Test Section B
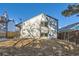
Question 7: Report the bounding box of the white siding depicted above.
[20,13,58,39]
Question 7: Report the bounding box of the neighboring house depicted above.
[58,22,79,44]
[16,13,58,39]
[59,22,79,32]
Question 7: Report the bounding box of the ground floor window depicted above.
[40,33,48,37]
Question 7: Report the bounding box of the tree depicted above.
[61,4,79,45]
[13,20,42,48]
[62,4,79,17]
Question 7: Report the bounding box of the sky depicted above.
[0,3,79,30]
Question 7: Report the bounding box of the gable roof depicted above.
[16,13,58,27]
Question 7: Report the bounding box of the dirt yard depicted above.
[0,39,79,56]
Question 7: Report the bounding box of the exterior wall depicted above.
[20,13,58,39]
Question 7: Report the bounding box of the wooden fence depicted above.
[0,32,20,39]
[58,30,79,44]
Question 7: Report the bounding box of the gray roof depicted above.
[59,22,79,32]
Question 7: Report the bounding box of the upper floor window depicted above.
[41,21,48,27]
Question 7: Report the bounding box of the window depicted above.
[45,22,48,27]
[41,21,48,27]
[41,33,48,37]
